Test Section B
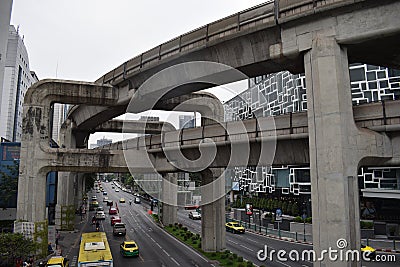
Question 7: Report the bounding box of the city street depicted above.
[64,182,212,267]
[61,182,399,267]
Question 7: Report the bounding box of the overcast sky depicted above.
[10,0,266,143]
[11,0,266,82]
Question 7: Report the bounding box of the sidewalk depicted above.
[57,214,87,259]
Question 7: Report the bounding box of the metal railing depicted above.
[363,238,400,251]
[226,217,313,243]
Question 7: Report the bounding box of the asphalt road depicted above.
[68,182,213,267]
[72,181,399,267]
[177,208,400,267]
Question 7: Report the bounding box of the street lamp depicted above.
[302,203,307,242]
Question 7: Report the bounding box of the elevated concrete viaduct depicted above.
[18,0,400,264]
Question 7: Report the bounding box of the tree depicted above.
[291,202,299,216]
[83,173,95,192]
[0,232,38,265]
[0,160,19,208]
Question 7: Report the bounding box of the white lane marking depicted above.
[170,257,181,266]
[276,260,292,267]
[246,237,260,244]
[70,256,78,267]
[240,244,254,252]
[156,243,162,248]
[162,249,170,257]
[228,240,238,245]
[150,237,155,242]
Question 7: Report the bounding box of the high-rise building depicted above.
[51,103,70,144]
[0,0,13,112]
[0,25,38,142]
[179,115,195,129]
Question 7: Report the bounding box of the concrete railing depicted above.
[98,99,400,152]
[97,0,366,85]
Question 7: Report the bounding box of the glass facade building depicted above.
[224,64,400,197]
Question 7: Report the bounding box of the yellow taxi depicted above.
[225,221,245,234]
[361,244,376,259]
[120,240,139,257]
[119,198,125,203]
[46,256,69,267]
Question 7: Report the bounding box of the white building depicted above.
[51,103,70,144]
[0,25,38,142]
[0,0,13,128]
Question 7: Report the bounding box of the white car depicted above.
[95,211,106,220]
[189,211,201,220]
[115,189,120,192]
[103,196,109,202]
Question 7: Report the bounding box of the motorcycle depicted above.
[129,200,132,205]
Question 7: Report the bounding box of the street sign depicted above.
[246,203,253,215]
[275,208,282,222]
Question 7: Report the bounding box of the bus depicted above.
[78,232,113,267]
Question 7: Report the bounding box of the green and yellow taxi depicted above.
[225,221,245,234]
[89,201,99,211]
[46,256,69,267]
[361,244,376,259]
[120,240,139,257]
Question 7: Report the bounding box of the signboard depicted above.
[48,225,56,251]
[275,208,282,222]
[232,182,240,191]
[246,203,253,215]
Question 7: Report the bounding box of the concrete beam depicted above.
[91,119,176,134]
[17,80,118,222]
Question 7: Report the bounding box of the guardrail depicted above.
[363,238,400,252]
[98,0,365,85]
[226,217,313,243]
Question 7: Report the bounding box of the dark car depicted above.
[113,223,126,236]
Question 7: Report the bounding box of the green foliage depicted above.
[0,233,38,263]
[83,173,96,192]
[360,221,373,229]
[152,214,159,223]
[305,217,312,224]
[189,172,202,187]
[294,216,303,223]
[291,202,299,216]
[0,160,19,208]
[246,261,254,267]
[237,256,243,262]
[282,201,288,214]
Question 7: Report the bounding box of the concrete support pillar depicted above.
[75,174,85,207]
[200,168,226,252]
[304,34,389,266]
[161,173,178,225]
